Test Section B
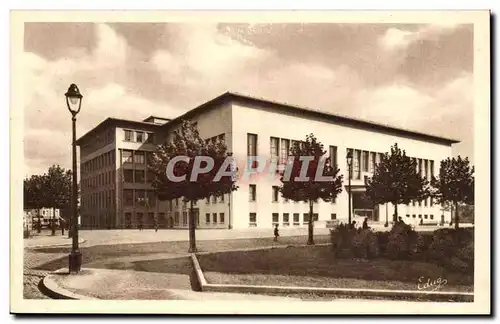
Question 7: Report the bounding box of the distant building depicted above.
[29,208,62,228]
[77,92,458,229]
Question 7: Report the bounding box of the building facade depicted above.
[77,92,458,229]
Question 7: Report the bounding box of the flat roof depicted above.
[76,117,162,145]
[77,91,460,146]
[162,91,460,145]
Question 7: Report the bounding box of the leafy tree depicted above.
[365,143,428,223]
[431,156,474,229]
[23,174,46,233]
[44,165,72,236]
[279,134,343,245]
[149,120,238,252]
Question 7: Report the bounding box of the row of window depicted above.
[406,214,435,220]
[249,212,337,227]
[205,133,226,145]
[248,184,333,204]
[81,150,116,175]
[80,129,115,157]
[122,150,153,165]
[123,169,156,184]
[81,189,116,213]
[123,189,158,207]
[205,212,226,224]
[124,129,155,144]
[82,170,116,191]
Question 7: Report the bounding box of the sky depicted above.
[23,22,474,177]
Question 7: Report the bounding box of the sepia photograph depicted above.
[10,10,490,315]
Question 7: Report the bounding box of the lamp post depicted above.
[346,151,353,226]
[66,83,83,274]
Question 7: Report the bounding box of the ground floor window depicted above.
[293,213,300,225]
[213,213,218,224]
[182,212,188,226]
[125,212,132,229]
[283,213,289,226]
[249,213,257,227]
[430,215,434,220]
[219,213,225,223]
[136,212,144,228]
[174,212,180,225]
[313,213,318,222]
[303,213,309,224]
[331,214,337,220]
[205,213,210,224]
[272,213,279,226]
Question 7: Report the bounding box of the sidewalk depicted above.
[43,268,299,301]
[24,233,85,248]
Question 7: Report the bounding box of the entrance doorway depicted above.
[352,191,379,221]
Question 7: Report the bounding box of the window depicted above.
[205,213,210,224]
[280,139,290,164]
[249,185,256,202]
[146,133,155,144]
[212,195,217,204]
[124,170,134,183]
[430,215,434,220]
[362,151,369,172]
[220,194,225,203]
[283,213,290,226]
[329,146,338,169]
[136,131,144,143]
[418,214,422,219]
[147,170,155,183]
[424,197,428,207]
[249,213,257,226]
[418,159,423,177]
[412,214,416,218]
[430,197,434,207]
[412,200,416,206]
[135,152,145,164]
[174,212,180,225]
[313,213,319,222]
[247,133,258,169]
[272,213,279,225]
[303,213,310,224]
[212,213,217,223]
[124,130,133,142]
[124,212,132,228]
[430,160,435,179]
[272,186,279,202]
[270,136,279,160]
[418,200,422,207]
[122,150,133,164]
[424,160,429,180]
[183,212,188,225]
[369,152,376,173]
[293,213,300,225]
[424,214,428,219]
[406,214,410,218]
[353,149,361,180]
[220,213,225,223]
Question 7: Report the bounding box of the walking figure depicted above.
[273,224,279,242]
[362,217,369,229]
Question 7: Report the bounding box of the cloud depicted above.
[23,23,176,177]
[379,24,461,51]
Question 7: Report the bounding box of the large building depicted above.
[76,92,458,229]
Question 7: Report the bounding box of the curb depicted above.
[41,268,99,300]
[190,252,474,302]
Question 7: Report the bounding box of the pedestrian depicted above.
[154,219,159,232]
[273,224,279,242]
[351,220,357,229]
[362,217,369,229]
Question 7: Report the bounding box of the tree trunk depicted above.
[188,200,197,253]
[454,201,459,229]
[307,200,315,245]
[51,207,56,236]
[393,203,398,223]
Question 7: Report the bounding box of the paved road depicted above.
[24,251,67,299]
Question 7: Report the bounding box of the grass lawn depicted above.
[198,246,474,293]
[34,234,331,271]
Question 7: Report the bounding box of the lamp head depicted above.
[65,83,83,114]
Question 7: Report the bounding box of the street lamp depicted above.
[65,83,82,274]
[346,151,353,226]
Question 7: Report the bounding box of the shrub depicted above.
[386,222,418,260]
[351,229,380,259]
